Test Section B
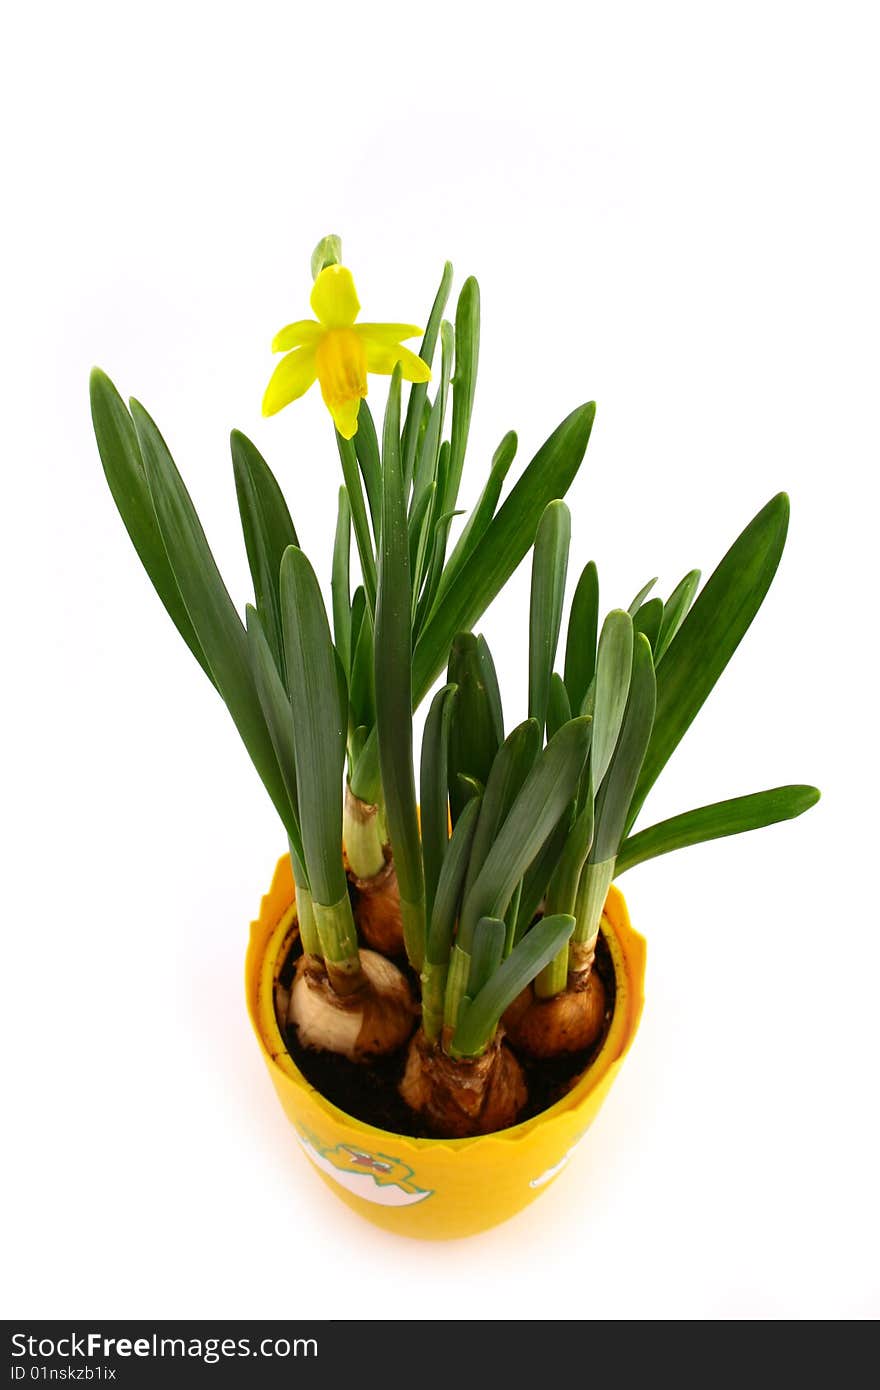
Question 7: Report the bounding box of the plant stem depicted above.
[442,944,471,1043]
[421,960,448,1044]
[343,783,386,880]
[535,845,585,998]
[312,893,363,996]
[571,856,615,975]
[534,945,570,998]
[400,892,427,973]
[291,864,322,959]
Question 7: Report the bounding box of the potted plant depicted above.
[91,237,818,1239]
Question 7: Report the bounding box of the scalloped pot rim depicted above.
[246,853,646,1239]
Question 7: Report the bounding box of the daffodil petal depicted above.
[310,265,360,328]
[362,340,432,383]
[262,347,318,417]
[354,323,423,345]
[328,396,362,439]
[271,320,323,352]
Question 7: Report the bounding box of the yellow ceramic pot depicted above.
[246,854,646,1240]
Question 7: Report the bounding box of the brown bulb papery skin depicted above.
[503,970,607,1060]
[348,851,405,957]
[399,1028,528,1138]
[288,949,415,1062]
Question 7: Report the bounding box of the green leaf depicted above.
[435,431,518,608]
[331,488,352,674]
[402,261,454,490]
[353,401,382,544]
[459,716,592,945]
[615,785,820,875]
[633,596,663,652]
[528,501,571,737]
[375,368,425,965]
[279,546,349,907]
[628,577,658,615]
[654,568,701,663]
[629,494,790,830]
[592,634,656,863]
[413,505,465,635]
[408,480,436,603]
[547,673,573,740]
[413,403,596,706]
[335,434,377,613]
[452,914,575,1057]
[420,683,458,923]
[426,790,482,967]
[130,398,293,831]
[443,277,480,516]
[592,609,634,790]
[90,370,214,684]
[513,809,573,945]
[245,606,306,878]
[464,718,541,899]
[563,560,599,717]
[447,633,503,823]
[411,319,454,524]
[467,917,506,997]
[348,598,375,734]
[231,429,299,684]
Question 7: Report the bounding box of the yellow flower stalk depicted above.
[262,264,431,438]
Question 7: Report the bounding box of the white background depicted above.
[3,0,878,1321]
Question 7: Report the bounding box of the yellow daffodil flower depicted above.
[262,264,431,439]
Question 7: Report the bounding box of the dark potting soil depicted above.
[279,930,617,1139]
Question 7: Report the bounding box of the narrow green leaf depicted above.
[629,494,790,829]
[279,546,348,907]
[435,431,518,609]
[426,788,483,967]
[411,319,454,522]
[547,673,573,740]
[592,609,634,790]
[331,487,352,673]
[335,434,377,612]
[375,369,425,965]
[591,634,656,863]
[90,370,214,684]
[468,917,506,997]
[413,403,596,706]
[444,277,480,516]
[413,505,464,636]
[408,480,436,604]
[633,596,663,651]
[131,399,293,830]
[447,633,503,823]
[513,808,574,945]
[402,260,454,491]
[245,606,306,878]
[231,429,299,683]
[353,401,382,543]
[615,785,820,875]
[459,717,592,944]
[563,560,599,717]
[420,683,458,923]
[628,577,658,614]
[655,568,701,663]
[529,501,571,736]
[464,719,541,898]
[348,599,375,734]
[452,914,575,1057]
